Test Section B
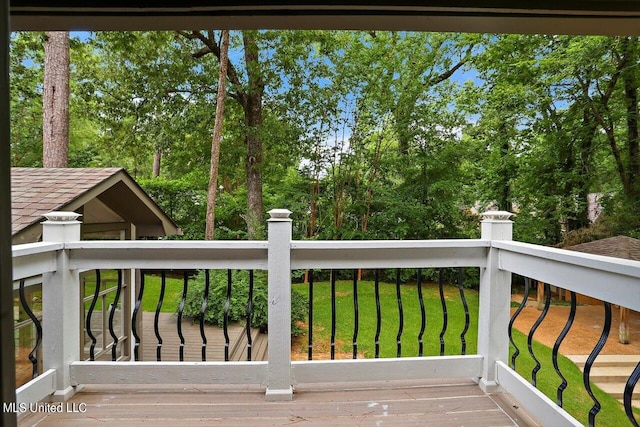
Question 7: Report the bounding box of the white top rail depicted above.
[494,240,640,311]
[291,239,490,269]
[12,242,63,281]
[66,240,269,270]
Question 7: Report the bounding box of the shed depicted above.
[11,167,180,244]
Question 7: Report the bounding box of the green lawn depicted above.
[82,271,184,313]
[293,280,478,358]
[293,279,639,426]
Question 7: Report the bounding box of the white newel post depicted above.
[266,209,293,401]
[478,210,513,393]
[41,212,82,401]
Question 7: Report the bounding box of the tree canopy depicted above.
[10,31,640,243]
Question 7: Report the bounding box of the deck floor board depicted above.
[19,379,539,426]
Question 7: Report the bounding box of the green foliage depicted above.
[139,177,207,239]
[182,270,308,336]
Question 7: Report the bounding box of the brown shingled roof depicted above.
[565,236,640,261]
[11,167,123,235]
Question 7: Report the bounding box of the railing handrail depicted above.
[494,240,640,278]
[65,240,269,270]
[494,240,640,311]
[13,238,640,308]
[12,242,62,281]
[65,240,268,249]
[291,238,490,269]
[12,242,63,256]
[291,238,490,248]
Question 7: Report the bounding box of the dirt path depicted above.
[511,299,640,356]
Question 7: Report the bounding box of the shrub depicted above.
[182,270,307,336]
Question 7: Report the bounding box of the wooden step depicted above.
[229,326,267,361]
[567,354,640,408]
[596,382,626,400]
[589,366,637,383]
[567,354,640,368]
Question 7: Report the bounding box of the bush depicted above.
[182,270,308,336]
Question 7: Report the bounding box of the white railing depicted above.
[11,209,640,426]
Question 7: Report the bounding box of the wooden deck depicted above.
[139,312,268,362]
[19,379,539,426]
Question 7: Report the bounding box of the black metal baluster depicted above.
[374,269,381,359]
[508,277,530,369]
[308,269,314,360]
[352,269,359,359]
[86,270,101,361]
[223,269,232,361]
[553,291,576,407]
[584,301,611,427]
[132,270,145,361]
[246,270,254,361]
[154,271,166,361]
[177,271,188,362]
[200,270,210,361]
[396,268,403,358]
[330,269,336,360]
[438,269,448,356]
[19,279,42,378]
[108,269,123,361]
[528,282,551,387]
[457,267,469,355]
[417,269,426,357]
[624,359,640,427]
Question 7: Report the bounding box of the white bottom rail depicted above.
[70,361,267,385]
[70,356,482,387]
[16,369,56,407]
[293,355,483,383]
[495,361,582,427]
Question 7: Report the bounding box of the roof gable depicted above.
[11,167,123,235]
[11,167,180,241]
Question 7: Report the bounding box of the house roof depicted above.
[11,167,180,242]
[565,236,640,261]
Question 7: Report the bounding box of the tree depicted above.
[178,30,267,239]
[42,31,70,167]
[205,30,229,240]
[10,32,44,167]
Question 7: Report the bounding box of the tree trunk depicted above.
[622,37,640,197]
[499,131,513,213]
[242,31,265,240]
[42,31,70,168]
[205,30,230,241]
[152,150,162,177]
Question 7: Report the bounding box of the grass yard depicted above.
[82,270,184,313]
[292,279,478,359]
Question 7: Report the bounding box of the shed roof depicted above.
[565,236,640,261]
[11,167,180,242]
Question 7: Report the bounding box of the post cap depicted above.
[268,209,292,220]
[480,210,514,221]
[43,211,82,222]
